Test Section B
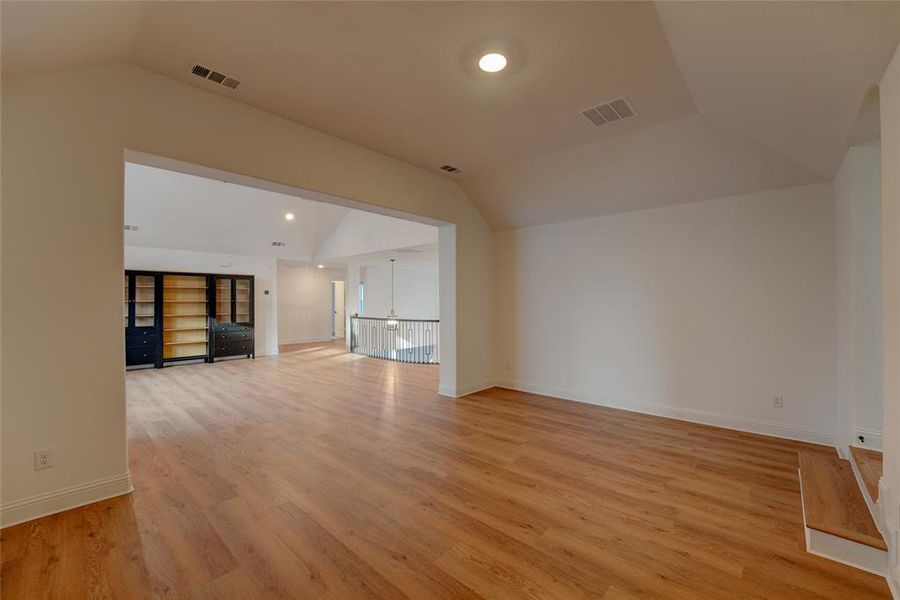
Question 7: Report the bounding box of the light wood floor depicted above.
[1,341,889,599]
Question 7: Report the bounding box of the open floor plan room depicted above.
[2,2,900,598]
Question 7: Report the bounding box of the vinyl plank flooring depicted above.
[0,341,890,598]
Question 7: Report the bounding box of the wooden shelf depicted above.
[164,340,208,346]
[164,327,208,332]
[164,286,207,290]
[164,313,207,317]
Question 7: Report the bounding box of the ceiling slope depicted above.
[127,1,695,179]
[124,163,350,260]
[464,114,822,230]
[0,1,143,79]
[3,1,899,231]
[656,1,900,179]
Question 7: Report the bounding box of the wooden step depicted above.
[849,446,882,502]
[798,450,886,551]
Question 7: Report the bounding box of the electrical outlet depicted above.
[34,448,53,471]
[772,394,784,409]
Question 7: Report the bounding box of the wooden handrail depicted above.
[350,316,439,323]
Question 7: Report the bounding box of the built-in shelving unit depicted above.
[124,270,254,368]
[162,274,209,360]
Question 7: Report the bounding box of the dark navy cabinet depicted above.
[124,271,162,367]
[211,275,255,361]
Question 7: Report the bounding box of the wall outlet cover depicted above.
[34,448,54,471]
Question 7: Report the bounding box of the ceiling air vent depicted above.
[124,224,139,231]
[189,64,242,90]
[271,241,287,247]
[190,64,211,78]
[440,165,461,174]
[580,97,636,127]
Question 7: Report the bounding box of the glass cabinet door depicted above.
[133,274,156,327]
[124,275,130,328]
[215,276,233,324]
[235,278,251,324]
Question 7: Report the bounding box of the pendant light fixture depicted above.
[386,258,399,330]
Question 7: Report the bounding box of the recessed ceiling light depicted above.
[478,52,507,73]
[284,213,295,221]
[317,264,325,269]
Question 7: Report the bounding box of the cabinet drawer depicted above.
[126,347,156,365]
[213,330,253,343]
[214,340,253,357]
[213,324,253,333]
[126,331,158,349]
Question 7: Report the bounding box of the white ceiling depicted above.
[5,1,900,230]
[329,243,439,274]
[125,162,408,262]
[657,1,900,179]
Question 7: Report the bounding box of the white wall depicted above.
[496,183,837,444]
[834,145,883,452]
[0,64,493,526]
[878,42,900,590]
[360,263,439,320]
[277,262,345,344]
[125,247,279,357]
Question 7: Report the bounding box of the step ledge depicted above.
[799,469,888,577]
[848,447,882,534]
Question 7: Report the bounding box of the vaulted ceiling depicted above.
[125,162,350,261]
[125,162,437,264]
[4,1,899,229]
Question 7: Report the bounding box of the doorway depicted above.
[332,280,345,339]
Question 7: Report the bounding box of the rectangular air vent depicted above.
[580,97,636,127]
[271,241,287,247]
[440,164,461,174]
[124,224,139,231]
[189,64,241,90]
[190,64,211,78]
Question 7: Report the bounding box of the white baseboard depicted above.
[496,379,835,446]
[0,472,133,528]
[886,516,900,599]
[804,519,888,577]
[439,379,495,398]
[854,427,884,451]
[279,336,340,346]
